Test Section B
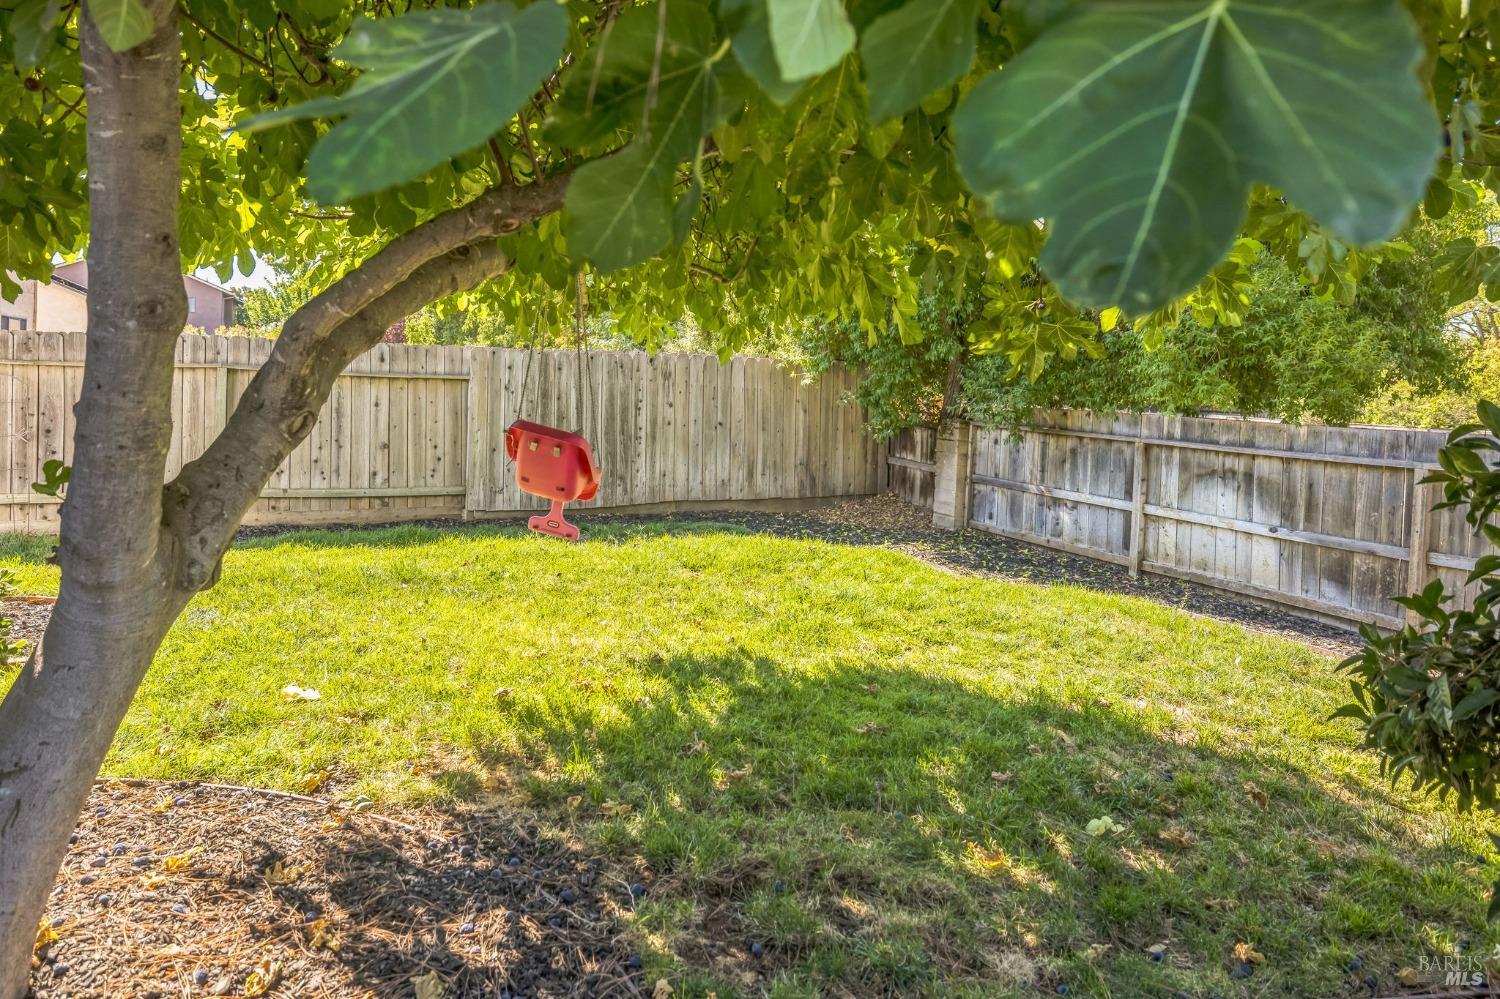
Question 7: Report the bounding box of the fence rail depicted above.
[0,330,884,532]
[893,412,1487,629]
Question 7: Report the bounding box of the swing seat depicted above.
[504,419,601,541]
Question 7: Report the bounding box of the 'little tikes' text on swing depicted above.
[504,273,600,541]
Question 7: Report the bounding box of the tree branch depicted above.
[163,240,513,588]
[279,171,572,348]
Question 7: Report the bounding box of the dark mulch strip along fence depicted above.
[31,782,650,998]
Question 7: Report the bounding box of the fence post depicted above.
[931,419,974,531]
[1405,471,1438,627]
[464,347,493,520]
[1128,440,1149,576]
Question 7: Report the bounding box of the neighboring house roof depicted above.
[49,260,242,302]
[185,271,242,301]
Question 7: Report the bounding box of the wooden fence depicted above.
[886,426,936,510]
[894,412,1486,629]
[0,330,884,532]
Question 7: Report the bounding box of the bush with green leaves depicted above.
[1338,402,1500,912]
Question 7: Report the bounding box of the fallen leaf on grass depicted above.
[990,771,1013,784]
[715,765,752,789]
[1156,826,1196,849]
[280,683,321,702]
[1232,942,1264,965]
[600,800,633,818]
[1085,816,1125,837]
[966,841,1009,871]
[244,959,281,997]
[1397,967,1421,986]
[162,847,202,874]
[299,770,330,794]
[852,721,884,735]
[861,682,879,693]
[410,971,446,999]
[1205,898,1239,912]
[1242,781,1268,808]
[652,980,673,999]
[684,733,707,756]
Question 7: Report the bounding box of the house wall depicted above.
[8,263,238,332]
[35,282,87,331]
[0,276,38,329]
[184,277,235,331]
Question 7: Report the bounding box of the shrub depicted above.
[1338,402,1500,913]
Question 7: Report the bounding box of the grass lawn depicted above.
[2,522,1494,997]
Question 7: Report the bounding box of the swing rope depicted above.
[512,273,592,435]
[573,269,594,435]
[516,311,541,428]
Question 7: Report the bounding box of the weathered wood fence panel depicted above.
[888,427,936,511]
[957,410,1477,628]
[467,347,882,514]
[0,331,882,532]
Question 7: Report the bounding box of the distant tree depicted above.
[810,241,1467,434]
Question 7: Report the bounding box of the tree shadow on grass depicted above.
[471,648,1491,997]
[283,803,639,999]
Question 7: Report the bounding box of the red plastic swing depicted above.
[504,274,600,541]
[504,418,600,541]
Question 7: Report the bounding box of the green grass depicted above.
[2,522,1495,996]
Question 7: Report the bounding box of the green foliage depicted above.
[860,0,976,123]
[0,0,1493,371]
[86,0,153,52]
[31,458,69,499]
[1363,338,1500,430]
[1337,405,1500,913]
[241,3,568,203]
[803,290,977,437]
[237,270,319,330]
[951,0,1438,312]
[766,0,855,80]
[810,244,1463,433]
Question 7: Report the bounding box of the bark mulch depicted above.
[28,781,648,999]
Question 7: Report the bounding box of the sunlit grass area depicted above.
[2,522,1494,996]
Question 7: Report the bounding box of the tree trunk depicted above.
[0,5,188,994]
[939,352,965,427]
[0,13,568,996]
